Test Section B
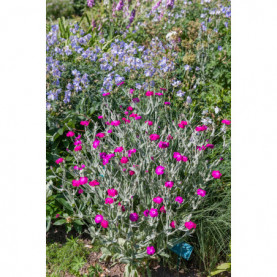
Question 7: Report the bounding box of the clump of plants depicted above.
[51,84,230,276]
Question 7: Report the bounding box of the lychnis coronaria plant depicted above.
[52,86,230,275]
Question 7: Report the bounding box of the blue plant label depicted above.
[170,242,193,260]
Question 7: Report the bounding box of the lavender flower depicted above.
[116,0,124,11]
[87,0,95,7]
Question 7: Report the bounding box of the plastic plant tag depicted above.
[170,242,193,260]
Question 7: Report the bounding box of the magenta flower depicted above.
[89,180,100,187]
[55,158,64,164]
[74,140,82,146]
[195,125,208,132]
[146,246,155,255]
[155,166,165,175]
[170,221,176,228]
[222,119,231,125]
[173,152,182,161]
[212,170,222,179]
[72,179,81,187]
[130,213,139,222]
[124,111,129,115]
[128,148,137,157]
[206,144,214,149]
[155,92,163,96]
[143,209,150,217]
[149,134,160,141]
[158,141,169,148]
[74,165,79,170]
[167,134,173,140]
[96,133,105,138]
[101,219,109,228]
[153,196,163,204]
[80,121,89,126]
[56,214,60,218]
[95,214,103,224]
[114,146,124,153]
[165,181,174,188]
[197,189,206,197]
[117,81,125,86]
[135,115,142,120]
[145,91,154,96]
[120,156,129,164]
[74,145,82,152]
[175,196,183,204]
[105,198,114,204]
[184,221,197,230]
[102,92,110,96]
[160,205,166,213]
[98,115,103,119]
[107,188,118,197]
[78,189,84,194]
[106,121,110,125]
[79,177,88,185]
[160,88,167,91]
[129,113,137,118]
[145,120,153,126]
[66,131,75,137]
[130,88,135,94]
[178,121,188,128]
[129,170,135,176]
[107,129,113,133]
[149,208,158,217]
[127,106,134,111]
[164,101,171,105]
[111,120,121,126]
[93,140,100,149]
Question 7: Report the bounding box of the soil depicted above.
[47,226,230,277]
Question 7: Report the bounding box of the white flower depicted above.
[214,106,220,114]
[166,31,177,41]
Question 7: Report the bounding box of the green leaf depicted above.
[56,197,73,212]
[53,219,66,226]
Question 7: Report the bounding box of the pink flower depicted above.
[80,121,89,126]
[175,196,183,204]
[66,131,75,137]
[129,113,137,118]
[80,164,85,169]
[93,140,100,149]
[160,205,166,213]
[170,221,176,228]
[107,188,118,197]
[146,246,155,255]
[173,152,182,161]
[178,121,188,128]
[120,157,129,164]
[111,120,121,126]
[78,189,84,194]
[79,177,88,185]
[135,116,142,120]
[74,165,79,170]
[76,134,81,139]
[114,146,124,153]
[89,180,100,187]
[206,144,214,149]
[117,81,125,86]
[102,92,110,96]
[130,213,139,222]
[167,134,173,140]
[153,196,163,204]
[130,88,135,94]
[101,219,109,228]
[145,120,153,126]
[72,179,81,187]
[55,158,64,164]
[127,106,134,111]
[184,221,197,230]
[96,133,105,138]
[155,92,163,96]
[74,140,82,146]
[195,125,208,132]
[74,145,82,152]
[197,189,206,197]
[106,121,110,125]
[143,210,150,217]
[56,214,60,218]
[222,119,231,125]
[107,129,113,133]
[122,168,127,172]
[158,141,169,148]
[105,198,114,204]
[149,134,160,141]
[124,111,129,115]
[145,91,154,96]
[95,214,103,224]
[155,166,165,175]
[98,115,103,119]
[182,156,188,162]
[129,170,135,176]
[212,170,222,179]
[149,208,158,217]
[164,101,171,105]
[165,181,174,188]
[128,148,137,157]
